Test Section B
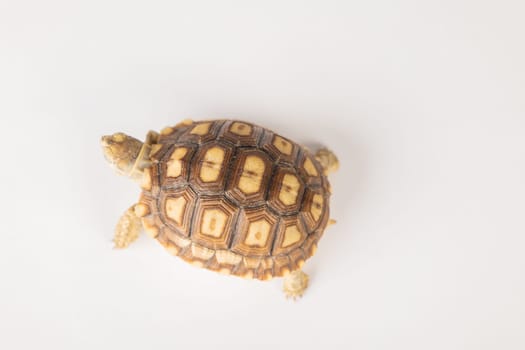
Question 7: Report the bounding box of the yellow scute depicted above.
[282,225,302,247]
[278,174,301,206]
[199,147,225,182]
[200,208,228,238]
[238,155,265,194]
[165,196,187,225]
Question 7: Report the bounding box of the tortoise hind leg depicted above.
[283,270,309,299]
[113,204,142,249]
[315,148,339,175]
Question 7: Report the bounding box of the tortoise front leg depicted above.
[283,270,309,299]
[113,204,142,248]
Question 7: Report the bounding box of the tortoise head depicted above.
[101,131,159,181]
[101,132,144,178]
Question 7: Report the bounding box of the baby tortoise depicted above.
[101,119,338,298]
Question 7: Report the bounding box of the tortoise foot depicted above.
[315,148,339,175]
[113,205,142,249]
[283,270,309,300]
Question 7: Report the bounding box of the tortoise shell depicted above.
[135,119,331,280]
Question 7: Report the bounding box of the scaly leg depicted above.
[113,205,142,249]
[283,270,309,299]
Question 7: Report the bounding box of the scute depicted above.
[138,119,331,280]
[225,149,272,206]
[260,132,299,164]
[231,207,278,257]
[191,196,237,250]
[267,168,305,214]
[191,142,233,192]
[160,187,197,236]
[159,145,196,188]
[218,120,263,146]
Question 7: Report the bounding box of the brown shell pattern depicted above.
[138,120,331,280]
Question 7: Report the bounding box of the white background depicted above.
[1,1,524,349]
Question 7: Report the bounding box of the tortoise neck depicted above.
[129,131,159,182]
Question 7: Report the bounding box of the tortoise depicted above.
[101,119,338,298]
